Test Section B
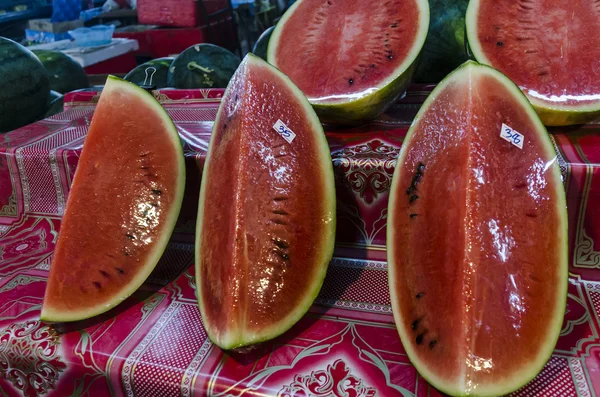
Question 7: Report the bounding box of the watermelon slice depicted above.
[41,77,185,322]
[388,61,567,396]
[196,54,336,350]
[466,0,600,126]
[268,0,429,124]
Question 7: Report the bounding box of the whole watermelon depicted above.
[45,90,64,118]
[252,26,274,60]
[0,38,50,133]
[413,0,469,83]
[32,50,89,94]
[168,44,240,89]
[124,57,174,88]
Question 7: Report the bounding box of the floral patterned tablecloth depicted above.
[1,87,600,397]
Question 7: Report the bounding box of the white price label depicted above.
[500,123,524,149]
[273,119,296,144]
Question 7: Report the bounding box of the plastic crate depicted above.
[138,0,229,28]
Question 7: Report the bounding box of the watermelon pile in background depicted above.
[123,44,241,90]
[0,37,90,133]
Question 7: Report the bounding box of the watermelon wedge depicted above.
[466,0,600,126]
[267,0,429,125]
[41,77,185,322]
[388,61,567,396]
[196,54,336,350]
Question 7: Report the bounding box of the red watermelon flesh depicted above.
[268,0,429,123]
[271,0,419,101]
[388,62,567,396]
[467,0,600,125]
[196,54,336,349]
[41,77,185,322]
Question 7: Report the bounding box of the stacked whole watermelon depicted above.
[0,37,50,133]
[167,44,241,89]
[33,50,90,94]
[124,57,174,88]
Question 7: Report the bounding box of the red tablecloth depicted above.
[1,87,600,396]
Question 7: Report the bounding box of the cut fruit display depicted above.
[196,54,336,350]
[41,77,185,322]
[387,61,567,396]
[466,0,600,126]
[267,0,429,124]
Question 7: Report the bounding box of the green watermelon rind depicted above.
[167,44,241,89]
[32,50,90,94]
[266,0,430,125]
[252,26,275,60]
[0,38,51,133]
[196,53,336,350]
[124,57,174,88]
[465,0,600,126]
[387,60,568,396]
[40,76,186,323]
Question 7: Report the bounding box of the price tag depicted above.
[273,119,296,144]
[500,123,524,149]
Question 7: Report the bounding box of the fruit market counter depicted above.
[0,87,599,396]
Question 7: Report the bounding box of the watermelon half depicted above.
[388,61,567,396]
[196,54,336,350]
[267,0,429,125]
[41,77,185,322]
[466,0,600,126]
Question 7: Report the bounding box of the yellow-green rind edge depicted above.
[387,60,568,396]
[40,76,186,322]
[195,53,336,350]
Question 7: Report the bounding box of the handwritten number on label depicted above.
[500,123,524,149]
[273,119,296,144]
[278,124,292,138]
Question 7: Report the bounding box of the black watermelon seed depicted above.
[410,213,418,218]
[93,281,102,289]
[406,186,415,195]
[416,333,424,345]
[151,189,162,195]
[497,41,504,46]
[417,162,425,172]
[416,292,425,299]
[429,339,437,349]
[409,194,419,203]
[411,319,420,330]
[349,79,353,85]
[370,64,375,67]
[115,267,125,274]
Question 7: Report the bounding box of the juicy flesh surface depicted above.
[390,70,563,388]
[476,0,600,107]
[199,60,330,343]
[43,86,180,314]
[273,0,419,102]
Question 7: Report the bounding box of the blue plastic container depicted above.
[68,25,115,47]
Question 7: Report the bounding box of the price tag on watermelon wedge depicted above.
[273,119,296,144]
[500,123,524,149]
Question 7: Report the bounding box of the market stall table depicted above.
[28,38,139,75]
[0,87,599,396]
